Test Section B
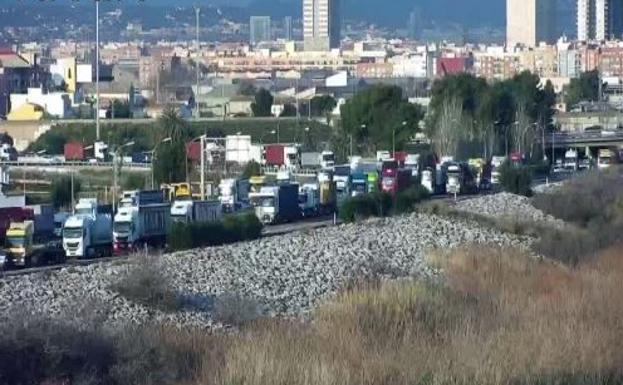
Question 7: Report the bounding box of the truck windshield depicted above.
[170,215,188,223]
[114,222,131,234]
[260,197,275,208]
[382,177,394,187]
[63,227,83,239]
[322,154,334,162]
[334,167,350,176]
[75,208,92,215]
[6,236,25,247]
[353,183,366,193]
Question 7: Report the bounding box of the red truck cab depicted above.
[381,168,412,195]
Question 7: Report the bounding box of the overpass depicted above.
[546,131,623,149]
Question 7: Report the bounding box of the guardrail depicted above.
[260,166,319,176]
[0,161,151,169]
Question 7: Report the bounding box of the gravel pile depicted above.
[456,192,565,227]
[0,213,530,329]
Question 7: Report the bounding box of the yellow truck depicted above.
[4,220,64,268]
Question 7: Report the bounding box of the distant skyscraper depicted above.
[407,8,423,40]
[250,16,271,45]
[303,0,341,51]
[507,0,557,47]
[578,0,623,40]
[284,16,293,41]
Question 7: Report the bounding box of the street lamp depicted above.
[113,141,135,211]
[151,137,171,189]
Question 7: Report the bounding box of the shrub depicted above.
[499,162,533,197]
[393,185,430,214]
[167,213,263,252]
[113,255,181,312]
[213,294,261,327]
[533,170,623,226]
[339,192,393,223]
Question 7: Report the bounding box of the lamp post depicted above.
[194,6,200,119]
[113,141,135,212]
[95,0,100,140]
[151,137,171,189]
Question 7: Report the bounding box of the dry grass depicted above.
[4,246,623,385]
[208,246,623,385]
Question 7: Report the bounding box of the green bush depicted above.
[499,162,533,197]
[167,213,263,252]
[339,189,426,223]
[393,185,431,214]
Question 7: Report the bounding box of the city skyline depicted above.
[303,0,342,51]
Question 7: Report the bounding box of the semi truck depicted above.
[320,151,335,170]
[333,165,351,204]
[381,169,412,195]
[250,175,268,193]
[564,149,579,171]
[318,171,337,215]
[113,190,170,254]
[219,178,250,212]
[446,163,478,195]
[351,172,368,196]
[170,200,222,224]
[3,220,64,267]
[598,149,615,169]
[299,183,320,217]
[250,184,300,225]
[63,199,113,259]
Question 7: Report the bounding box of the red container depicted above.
[392,151,408,164]
[265,145,285,166]
[64,142,85,161]
[186,141,201,163]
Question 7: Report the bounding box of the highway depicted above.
[0,214,340,278]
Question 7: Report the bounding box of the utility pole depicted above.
[195,6,200,119]
[200,135,206,200]
[95,0,100,140]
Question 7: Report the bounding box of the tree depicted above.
[564,70,600,109]
[309,95,337,117]
[242,160,261,178]
[153,107,191,185]
[251,89,274,117]
[280,103,297,117]
[109,100,131,119]
[51,175,81,210]
[432,97,464,157]
[340,85,424,154]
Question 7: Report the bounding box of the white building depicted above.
[578,0,623,41]
[303,0,341,51]
[507,0,557,47]
[10,88,72,119]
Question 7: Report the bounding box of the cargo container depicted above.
[301,152,321,168]
[64,142,85,161]
[170,199,222,224]
[186,141,201,163]
[264,144,285,166]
